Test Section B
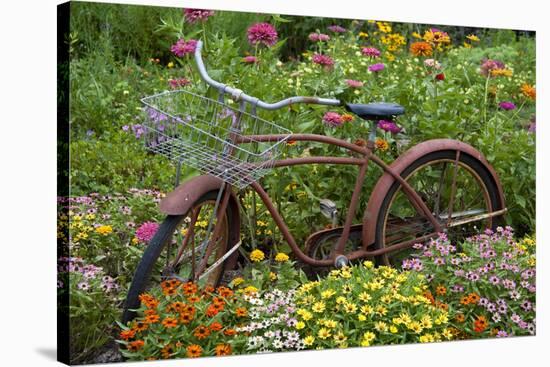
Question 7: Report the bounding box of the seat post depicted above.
[367,120,377,148]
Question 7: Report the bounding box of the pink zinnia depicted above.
[377,120,402,134]
[345,79,364,88]
[242,55,258,64]
[323,112,343,127]
[170,39,198,57]
[247,23,278,47]
[168,78,191,89]
[328,25,346,33]
[368,63,385,72]
[480,58,505,76]
[136,221,159,243]
[183,8,215,23]
[312,53,335,68]
[308,33,330,42]
[361,47,381,58]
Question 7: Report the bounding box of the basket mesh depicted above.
[140,90,292,189]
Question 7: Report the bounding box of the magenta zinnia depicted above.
[247,23,278,47]
[136,221,160,243]
[242,55,258,64]
[368,63,385,72]
[377,120,402,134]
[308,33,330,42]
[361,47,381,58]
[498,101,516,111]
[323,112,344,127]
[328,25,346,33]
[312,53,335,68]
[183,8,215,23]
[170,39,198,57]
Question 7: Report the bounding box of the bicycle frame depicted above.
[232,132,442,267]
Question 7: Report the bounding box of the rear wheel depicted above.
[122,190,234,323]
[374,150,503,268]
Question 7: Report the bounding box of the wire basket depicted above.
[140,90,293,189]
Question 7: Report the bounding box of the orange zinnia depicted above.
[186,344,203,358]
[166,301,186,313]
[410,41,433,57]
[423,290,435,305]
[215,344,232,356]
[187,295,201,303]
[162,317,179,328]
[217,286,234,298]
[521,83,536,100]
[467,292,480,305]
[179,312,194,324]
[127,340,145,352]
[223,328,237,336]
[162,286,177,297]
[210,322,223,331]
[455,313,465,323]
[182,282,198,296]
[119,329,136,341]
[206,304,220,317]
[145,314,160,324]
[473,315,488,333]
[139,293,159,309]
[161,344,174,359]
[194,325,211,340]
[435,285,447,296]
[132,321,149,333]
[460,296,470,306]
[435,301,449,311]
[235,307,248,317]
[144,309,157,316]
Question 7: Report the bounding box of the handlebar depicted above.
[194,40,342,111]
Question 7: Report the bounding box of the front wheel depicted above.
[122,190,235,323]
[374,150,504,268]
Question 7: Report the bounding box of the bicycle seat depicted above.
[345,102,405,120]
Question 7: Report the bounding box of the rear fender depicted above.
[160,175,241,269]
[361,139,506,248]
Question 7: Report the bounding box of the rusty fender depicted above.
[361,139,506,248]
[160,175,241,268]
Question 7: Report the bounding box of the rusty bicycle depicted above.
[122,40,507,322]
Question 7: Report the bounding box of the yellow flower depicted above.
[362,331,376,345]
[520,83,536,100]
[358,32,369,38]
[333,332,347,344]
[389,325,398,333]
[232,277,245,286]
[131,237,139,245]
[412,32,422,39]
[342,284,353,294]
[442,328,453,340]
[408,321,423,334]
[466,34,480,42]
[463,41,472,49]
[374,321,388,332]
[420,315,433,329]
[312,301,326,313]
[242,286,258,295]
[375,138,389,151]
[303,335,315,346]
[343,302,357,314]
[269,272,277,281]
[321,289,336,299]
[323,319,338,329]
[363,260,374,269]
[250,249,265,262]
[304,335,315,347]
[318,328,331,339]
[340,269,352,279]
[358,292,372,303]
[275,253,289,262]
[85,214,96,221]
[336,296,347,305]
[358,314,367,321]
[360,304,374,315]
[295,321,305,330]
[435,313,448,325]
[491,68,513,77]
[180,228,188,236]
[376,21,392,33]
[95,225,113,235]
[375,306,388,316]
[419,334,435,343]
[167,61,174,68]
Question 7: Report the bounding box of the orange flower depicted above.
[435,300,449,311]
[375,138,389,151]
[215,344,232,356]
[410,41,433,57]
[435,285,447,296]
[286,140,297,146]
[521,83,536,100]
[423,290,435,305]
[119,329,136,341]
[210,322,223,331]
[162,317,178,328]
[473,315,488,333]
[194,325,211,340]
[217,287,234,298]
[180,312,194,324]
[467,293,480,305]
[145,314,160,324]
[161,344,174,359]
[182,282,198,296]
[144,309,157,316]
[460,296,470,306]
[139,293,159,309]
[187,295,201,303]
[166,301,186,313]
[206,304,220,317]
[341,113,354,122]
[235,307,248,317]
[203,285,215,295]
[353,138,367,147]
[223,328,237,336]
[455,313,465,323]
[127,340,145,352]
[162,286,177,297]
[161,279,181,289]
[184,304,196,314]
[132,321,149,333]
[186,344,203,358]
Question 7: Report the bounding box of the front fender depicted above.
[160,175,241,269]
[362,139,506,248]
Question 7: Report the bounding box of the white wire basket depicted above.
[140,90,293,189]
